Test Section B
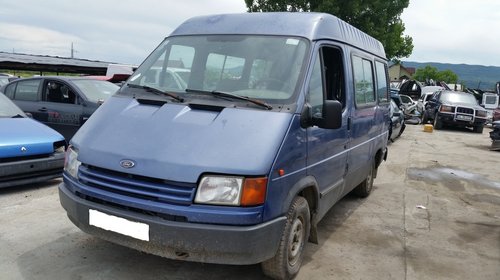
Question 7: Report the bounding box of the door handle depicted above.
[38,107,47,112]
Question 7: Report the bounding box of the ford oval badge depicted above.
[120,160,135,169]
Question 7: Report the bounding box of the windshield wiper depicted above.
[185,88,273,110]
[11,114,25,118]
[126,84,184,102]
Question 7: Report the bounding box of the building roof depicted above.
[0,52,114,75]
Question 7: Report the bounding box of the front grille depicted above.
[76,192,188,222]
[456,107,474,115]
[78,165,196,206]
[0,154,51,163]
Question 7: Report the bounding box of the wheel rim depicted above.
[288,218,304,266]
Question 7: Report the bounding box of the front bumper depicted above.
[437,112,487,127]
[59,182,286,265]
[0,152,64,188]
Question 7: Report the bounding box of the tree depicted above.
[244,0,414,60]
[413,66,459,84]
[436,70,458,84]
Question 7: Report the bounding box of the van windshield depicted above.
[127,35,309,105]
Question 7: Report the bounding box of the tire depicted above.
[422,112,428,124]
[473,125,484,133]
[353,160,375,198]
[261,196,310,280]
[433,114,443,130]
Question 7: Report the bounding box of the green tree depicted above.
[413,65,439,82]
[413,66,459,84]
[436,69,458,84]
[244,0,414,60]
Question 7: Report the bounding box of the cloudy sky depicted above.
[1,0,499,67]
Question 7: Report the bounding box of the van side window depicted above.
[307,46,345,116]
[308,54,323,116]
[375,61,389,103]
[13,80,40,101]
[352,56,375,105]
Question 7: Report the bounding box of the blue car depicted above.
[0,92,66,188]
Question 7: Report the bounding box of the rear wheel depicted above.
[353,160,375,197]
[261,196,310,280]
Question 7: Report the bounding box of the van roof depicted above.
[170,12,386,59]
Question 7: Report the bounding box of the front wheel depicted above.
[261,196,310,280]
[433,114,443,130]
[473,125,484,133]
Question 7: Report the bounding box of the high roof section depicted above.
[171,12,386,60]
[0,52,112,75]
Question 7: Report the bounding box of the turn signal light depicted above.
[240,177,267,206]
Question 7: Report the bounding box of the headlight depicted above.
[195,176,267,206]
[476,110,487,118]
[439,105,454,113]
[64,146,81,179]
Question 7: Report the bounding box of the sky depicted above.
[1,0,500,67]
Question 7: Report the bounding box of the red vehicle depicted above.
[493,107,500,122]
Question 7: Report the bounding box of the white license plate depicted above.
[456,115,472,121]
[89,209,149,241]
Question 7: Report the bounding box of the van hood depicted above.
[72,96,293,183]
[0,118,64,158]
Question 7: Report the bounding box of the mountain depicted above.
[401,61,500,91]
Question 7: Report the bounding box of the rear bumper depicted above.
[0,152,64,188]
[59,182,286,265]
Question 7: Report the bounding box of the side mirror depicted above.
[25,112,33,118]
[312,100,342,129]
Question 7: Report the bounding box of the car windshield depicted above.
[0,92,25,117]
[71,79,119,102]
[126,35,309,105]
[441,92,478,105]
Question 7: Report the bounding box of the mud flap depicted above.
[309,213,319,244]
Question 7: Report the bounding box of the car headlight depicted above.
[476,110,487,118]
[64,146,81,179]
[439,105,455,113]
[195,175,267,206]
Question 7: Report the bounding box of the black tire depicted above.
[433,114,443,130]
[261,196,310,280]
[473,125,484,133]
[422,112,428,124]
[353,160,375,198]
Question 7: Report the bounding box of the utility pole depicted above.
[71,42,74,58]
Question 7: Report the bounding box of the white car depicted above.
[399,94,417,115]
[417,91,438,115]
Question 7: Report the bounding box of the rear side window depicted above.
[375,61,388,103]
[13,80,40,101]
[352,56,375,105]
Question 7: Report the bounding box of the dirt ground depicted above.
[1,124,499,280]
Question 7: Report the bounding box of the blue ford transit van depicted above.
[59,13,390,279]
